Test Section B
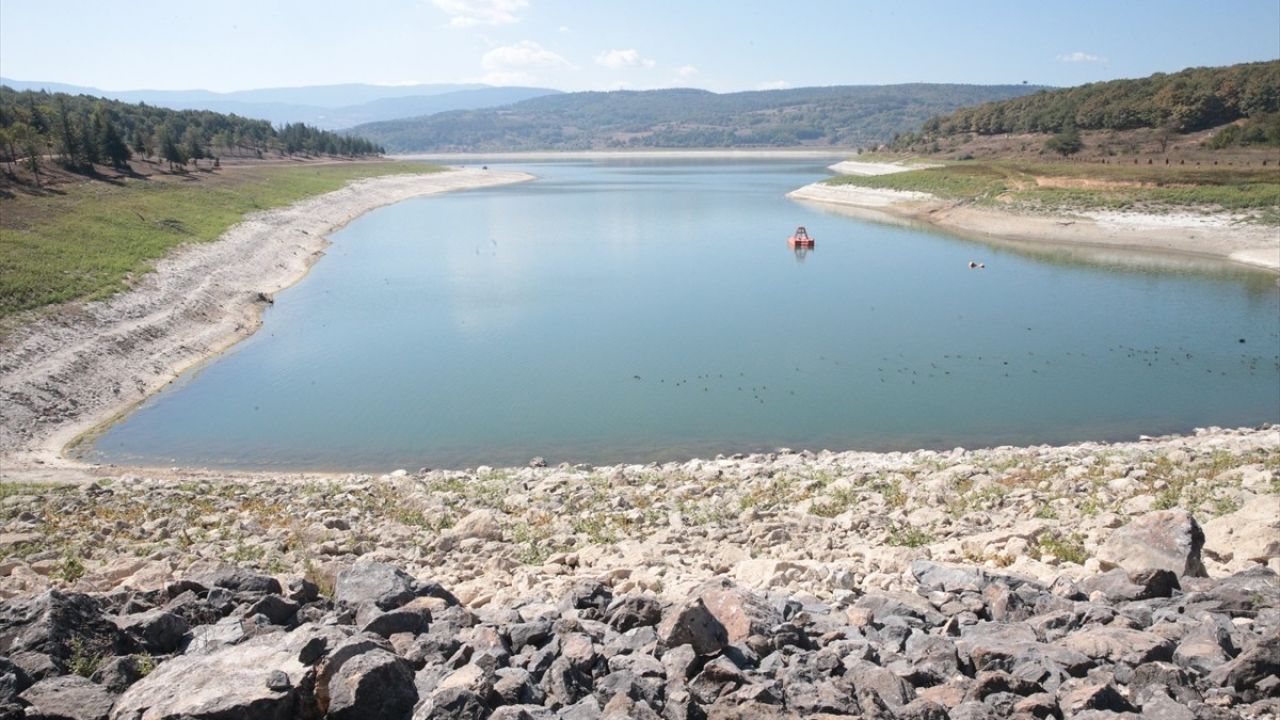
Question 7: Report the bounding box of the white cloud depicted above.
[558,25,570,33]
[676,65,698,79]
[432,0,527,28]
[756,80,791,90]
[1057,51,1106,63]
[594,48,656,70]
[479,40,572,85]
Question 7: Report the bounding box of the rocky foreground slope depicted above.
[1,425,1278,718]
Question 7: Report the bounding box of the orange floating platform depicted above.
[788,225,815,247]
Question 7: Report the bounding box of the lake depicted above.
[81,158,1280,470]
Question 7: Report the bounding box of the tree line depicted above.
[0,86,384,183]
[893,61,1280,150]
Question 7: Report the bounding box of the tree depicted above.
[96,112,132,168]
[54,98,82,167]
[11,122,42,185]
[182,126,205,167]
[157,126,185,170]
[1044,126,1083,156]
[132,125,149,159]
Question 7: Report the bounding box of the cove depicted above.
[81,159,1280,470]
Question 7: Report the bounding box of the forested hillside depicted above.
[0,86,383,182]
[352,84,1044,152]
[906,61,1280,146]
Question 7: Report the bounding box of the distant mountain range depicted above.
[350,84,1047,153]
[0,78,561,129]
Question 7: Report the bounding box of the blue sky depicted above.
[2,0,1278,92]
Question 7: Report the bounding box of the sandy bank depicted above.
[788,182,1280,273]
[0,168,534,475]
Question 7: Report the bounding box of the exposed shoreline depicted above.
[396,149,853,162]
[788,162,1280,273]
[0,168,534,480]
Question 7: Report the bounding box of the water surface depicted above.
[84,159,1280,469]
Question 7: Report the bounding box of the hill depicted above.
[896,60,1280,149]
[0,79,562,129]
[350,84,1046,153]
[0,85,384,188]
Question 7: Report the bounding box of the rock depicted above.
[1172,621,1235,675]
[1057,678,1136,714]
[189,564,282,595]
[911,560,986,593]
[657,597,729,656]
[1202,495,1280,565]
[0,590,129,677]
[336,562,420,611]
[416,686,488,720]
[110,626,320,719]
[604,595,661,632]
[448,510,504,543]
[244,594,300,626]
[112,609,188,654]
[1078,569,1179,603]
[19,675,115,720]
[1140,691,1196,720]
[1207,630,1280,697]
[1096,510,1207,578]
[1059,627,1175,667]
[697,581,781,649]
[326,648,418,720]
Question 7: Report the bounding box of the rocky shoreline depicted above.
[2,425,1277,718]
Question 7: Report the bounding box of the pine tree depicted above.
[97,113,132,168]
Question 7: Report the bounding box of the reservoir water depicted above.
[82,159,1280,470]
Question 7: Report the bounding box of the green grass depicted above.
[0,161,445,318]
[824,160,1280,216]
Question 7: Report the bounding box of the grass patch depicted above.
[1032,531,1088,565]
[886,522,934,548]
[0,161,445,318]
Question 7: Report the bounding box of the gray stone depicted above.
[1058,626,1175,667]
[336,562,419,611]
[112,609,188,654]
[19,675,115,720]
[109,626,322,719]
[190,564,282,595]
[0,590,129,674]
[326,648,417,720]
[1096,510,1207,578]
[657,597,728,656]
[604,595,661,632]
[912,560,986,593]
[415,686,488,720]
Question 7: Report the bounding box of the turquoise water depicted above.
[83,159,1280,470]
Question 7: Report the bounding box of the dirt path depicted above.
[0,168,533,478]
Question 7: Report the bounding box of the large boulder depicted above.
[657,597,729,656]
[1202,495,1280,566]
[696,580,781,647]
[19,675,116,720]
[188,563,282,596]
[109,626,325,719]
[0,590,131,678]
[1095,510,1207,578]
[325,648,417,720]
